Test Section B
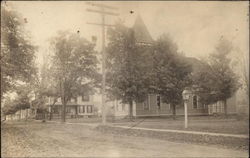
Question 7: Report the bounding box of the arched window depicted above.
[193,95,198,109]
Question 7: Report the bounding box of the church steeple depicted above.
[132,15,154,45]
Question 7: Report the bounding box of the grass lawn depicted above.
[48,115,248,135]
[2,121,248,157]
[113,116,249,135]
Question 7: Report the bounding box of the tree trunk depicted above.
[129,100,133,121]
[19,110,22,120]
[60,79,66,123]
[49,107,53,120]
[34,108,37,119]
[49,98,57,120]
[42,110,46,122]
[224,99,228,117]
[25,109,28,121]
[62,97,66,122]
[172,104,176,120]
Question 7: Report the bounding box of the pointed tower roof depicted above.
[132,15,154,45]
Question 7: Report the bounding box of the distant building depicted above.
[46,93,96,118]
[129,15,237,117]
[46,94,130,119]
[46,15,237,119]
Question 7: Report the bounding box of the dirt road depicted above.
[1,121,248,157]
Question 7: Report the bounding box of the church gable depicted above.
[132,15,154,45]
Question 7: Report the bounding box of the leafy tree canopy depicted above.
[1,6,37,97]
[2,84,33,115]
[149,34,192,106]
[49,31,100,102]
[106,22,150,104]
[192,38,240,105]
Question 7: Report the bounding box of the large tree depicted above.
[106,23,150,120]
[49,31,99,122]
[2,84,33,117]
[233,47,249,102]
[148,34,192,119]
[1,6,37,98]
[39,56,60,120]
[193,38,240,115]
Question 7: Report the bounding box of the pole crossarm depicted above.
[86,8,119,16]
[86,22,116,27]
[86,2,118,10]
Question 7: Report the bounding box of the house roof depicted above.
[132,15,154,45]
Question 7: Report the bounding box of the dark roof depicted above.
[132,15,154,44]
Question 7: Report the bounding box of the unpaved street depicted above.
[1,121,248,157]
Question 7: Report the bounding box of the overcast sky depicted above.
[4,1,249,67]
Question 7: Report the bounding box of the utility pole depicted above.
[86,2,119,125]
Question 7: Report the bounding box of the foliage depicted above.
[148,34,192,107]
[2,85,32,115]
[32,55,59,111]
[49,31,100,121]
[1,6,37,97]
[2,96,18,115]
[106,24,192,118]
[106,22,150,107]
[193,38,240,107]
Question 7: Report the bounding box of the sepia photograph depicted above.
[1,1,249,157]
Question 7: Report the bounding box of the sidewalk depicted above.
[111,125,249,138]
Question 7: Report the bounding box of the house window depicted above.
[156,95,161,109]
[193,95,198,109]
[143,96,150,110]
[87,105,93,113]
[78,105,85,113]
[82,94,90,102]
